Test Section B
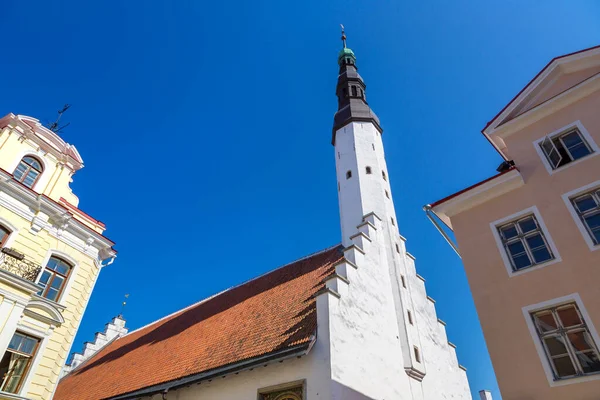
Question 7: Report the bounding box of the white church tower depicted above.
[322,28,472,399]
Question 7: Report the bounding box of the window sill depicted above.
[508,257,562,277]
[547,152,599,175]
[550,371,600,387]
[0,391,33,400]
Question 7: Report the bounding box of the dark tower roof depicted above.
[332,28,382,145]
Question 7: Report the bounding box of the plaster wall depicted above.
[451,89,600,399]
[334,122,471,399]
[0,192,103,399]
[137,348,332,400]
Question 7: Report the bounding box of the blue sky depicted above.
[4,1,600,398]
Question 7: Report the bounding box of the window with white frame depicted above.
[531,303,600,379]
[497,214,554,271]
[571,188,600,246]
[539,128,593,170]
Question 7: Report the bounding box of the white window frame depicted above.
[562,180,600,252]
[523,293,600,387]
[490,206,561,277]
[533,121,599,175]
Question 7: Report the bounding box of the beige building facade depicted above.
[428,45,600,399]
[0,113,116,400]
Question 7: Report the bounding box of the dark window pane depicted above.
[562,131,591,160]
[512,253,532,270]
[19,338,36,355]
[535,312,558,332]
[507,241,526,255]
[553,355,577,377]
[545,336,569,356]
[55,262,69,276]
[38,271,51,285]
[577,351,600,374]
[50,276,64,290]
[584,213,600,229]
[531,247,552,263]
[574,196,597,213]
[568,143,592,160]
[568,331,594,352]
[500,225,518,240]
[7,335,22,351]
[557,306,582,328]
[46,288,59,302]
[526,234,545,249]
[519,218,537,233]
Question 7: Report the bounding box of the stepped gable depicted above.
[54,245,343,400]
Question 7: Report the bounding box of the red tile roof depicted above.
[54,246,343,400]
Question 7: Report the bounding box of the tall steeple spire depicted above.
[332,26,381,144]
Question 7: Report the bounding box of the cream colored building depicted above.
[428,45,600,399]
[0,113,116,400]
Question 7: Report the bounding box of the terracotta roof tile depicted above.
[55,245,343,400]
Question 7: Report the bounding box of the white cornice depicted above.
[0,170,115,263]
[432,169,524,228]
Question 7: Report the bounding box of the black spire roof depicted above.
[332,28,382,145]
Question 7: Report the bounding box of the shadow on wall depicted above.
[331,380,376,400]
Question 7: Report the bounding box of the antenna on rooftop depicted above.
[47,104,71,133]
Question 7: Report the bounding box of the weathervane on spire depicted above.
[119,294,129,318]
[340,24,347,48]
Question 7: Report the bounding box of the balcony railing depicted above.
[0,248,42,282]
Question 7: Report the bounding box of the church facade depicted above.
[0,113,116,400]
[55,34,471,400]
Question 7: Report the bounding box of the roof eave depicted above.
[107,340,315,400]
[428,167,523,228]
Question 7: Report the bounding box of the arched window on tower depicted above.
[37,256,73,302]
[13,156,43,189]
[346,170,352,179]
[351,86,357,97]
[0,225,10,248]
[366,166,372,174]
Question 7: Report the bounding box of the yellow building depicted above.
[0,113,116,400]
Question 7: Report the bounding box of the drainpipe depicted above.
[423,205,461,258]
[162,388,169,400]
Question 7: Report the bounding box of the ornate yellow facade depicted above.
[0,113,116,400]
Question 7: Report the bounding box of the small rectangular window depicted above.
[401,275,406,288]
[382,170,387,181]
[540,128,593,170]
[407,310,413,325]
[366,166,372,174]
[531,303,600,380]
[497,214,554,271]
[395,243,400,253]
[414,346,421,363]
[385,190,390,199]
[572,189,600,246]
[346,170,352,179]
[0,332,40,394]
[391,217,395,226]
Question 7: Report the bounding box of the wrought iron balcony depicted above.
[0,248,42,282]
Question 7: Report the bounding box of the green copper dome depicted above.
[338,47,356,65]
